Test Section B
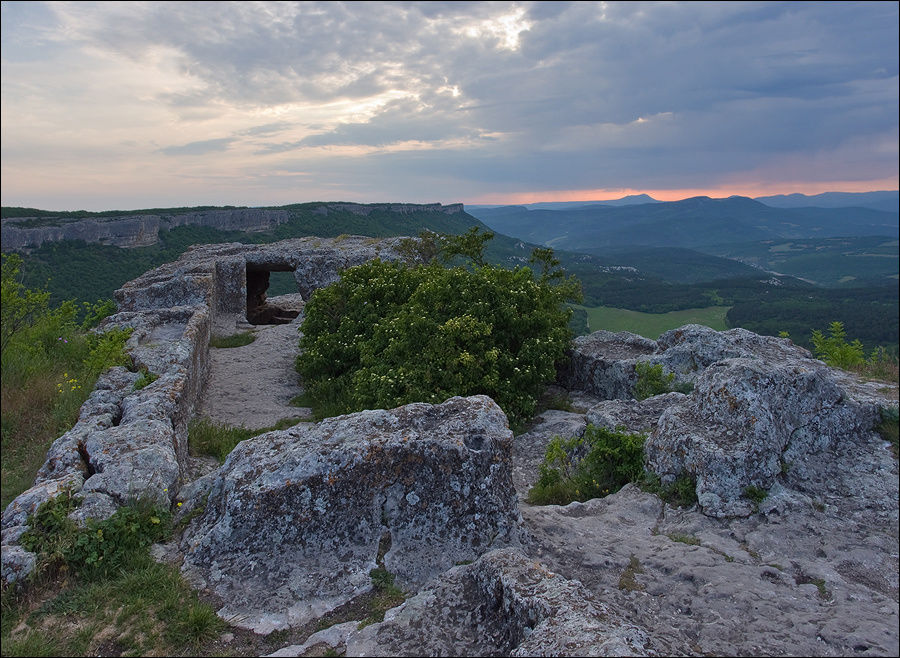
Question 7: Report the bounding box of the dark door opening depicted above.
[246,264,301,325]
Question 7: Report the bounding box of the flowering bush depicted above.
[297,232,581,427]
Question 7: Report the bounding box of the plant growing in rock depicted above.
[133,368,158,390]
[296,230,581,427]
[640,472,698,508]
[743,485,769,511]
[527,424,646,505]
[633,361,691,400]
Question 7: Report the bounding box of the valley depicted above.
[2,194,898,355]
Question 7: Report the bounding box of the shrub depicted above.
[527,425,646,505]
[811,321,864,369]
[640,472,698,508]
[133,368,159,390]
[2,255,131,509]
[633,362,674,400]
[877,406,899,459]
[296,231,581,427]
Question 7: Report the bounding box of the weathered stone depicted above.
[585,392,686,433]
[80,429,179,507]
[179,395,522,634]
[1,525,28,546]
[68,492,119,525]
[265,621,360,657]
[345,548,652,657]
[1,544,37,586]
[646,357,880,517]
[654,324,812,380]
[34,367,140,485]
[559,324,817,401]
[522,477,898,657]
[557,330,657,399]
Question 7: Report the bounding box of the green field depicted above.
[579,305,731,339]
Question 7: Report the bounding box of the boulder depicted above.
[179,395,522,634]
[0,544,37,587]
[1,473,84,530]
[559,325,814,400]
[654,324,813,380]
[585,392,687,433]
[645,357,882,517]
[557,330,657,399]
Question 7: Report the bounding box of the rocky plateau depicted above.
[2,236,897,657]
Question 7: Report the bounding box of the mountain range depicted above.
[466,195,899,252]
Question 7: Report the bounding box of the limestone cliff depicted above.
[0,203,464,251]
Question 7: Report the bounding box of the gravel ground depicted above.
[196,320,311,430]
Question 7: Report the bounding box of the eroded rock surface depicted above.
[179,395,523,634]
[346,548,651,657]
[646,356,881,516]
[523,477,898,657]
[559,324,817,400]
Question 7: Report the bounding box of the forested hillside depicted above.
[4,202,897,355]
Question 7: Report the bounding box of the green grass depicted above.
[2,499,224,656]
[667,533,701,546]
[578,305,730,338]
[188,416,304,463]
[209,331,255,348]
[618,555,645,592]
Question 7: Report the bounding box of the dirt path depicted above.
[196,320,311,430]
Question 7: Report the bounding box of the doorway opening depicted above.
[246,264,301,325]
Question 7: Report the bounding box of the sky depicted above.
[1,1,898,211]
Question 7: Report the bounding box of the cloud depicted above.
[159,138,234,156]
[1,1,896,209]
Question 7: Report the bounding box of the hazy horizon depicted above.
[2,189,899,215]
[2,1,897,211]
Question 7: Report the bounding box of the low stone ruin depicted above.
[3,239,898,657]
[2,236,412,584]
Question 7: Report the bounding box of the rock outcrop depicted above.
[646,356,879,516]
[558,324,820,399]
[178,395,522,634]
